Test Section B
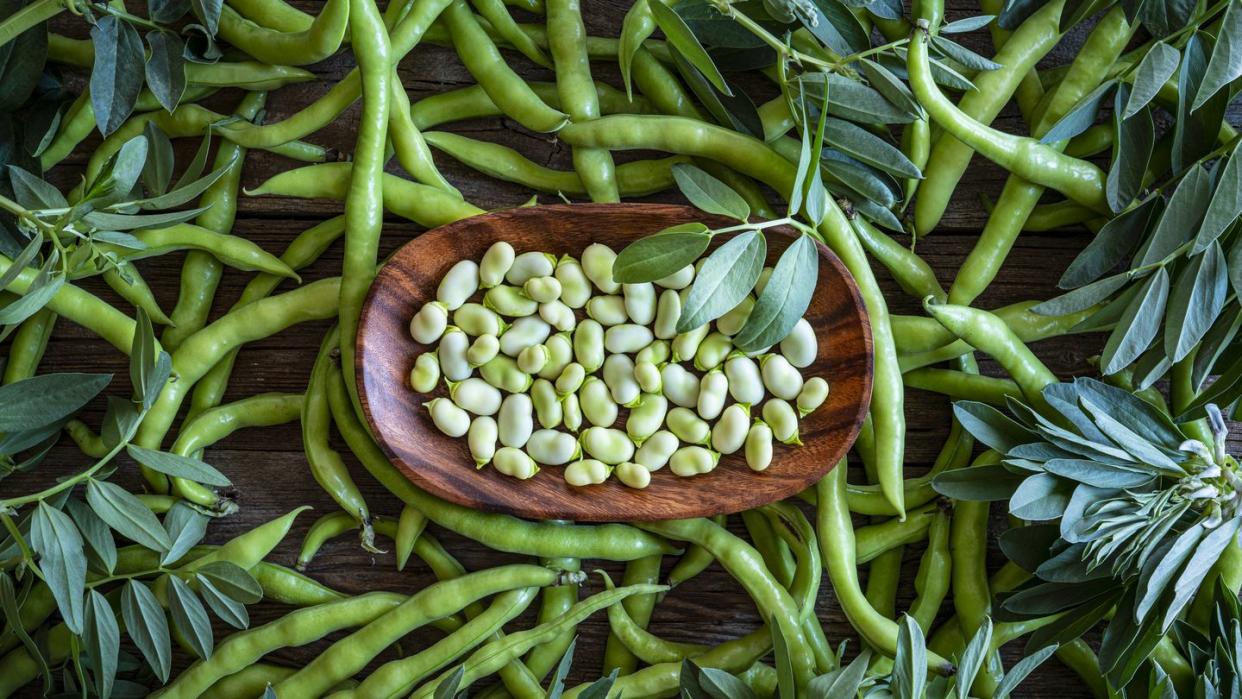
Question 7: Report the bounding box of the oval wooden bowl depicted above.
[356,203,873,522]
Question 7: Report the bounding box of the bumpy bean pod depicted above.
[501,316,552,357]
[455,303,506,337]
[635,430,678,471]
[494,447,539,479]
[656,264,693,289]
[725,354,764,405]
[555,362,587,396]
[797,378,829,416]
[761,353,804,401]
[480,355,532,393]
[654,289,681,339]
[605,324,654,353]
[712,404,750,455]
[587,295,628,325]
[409,353,441,392]
[539,301,576,332]
[697,369,728,420]
[780,318,816,368]
[555,256,592,307]
[603,353,641,406]
[531,379,563,429]
[580,377,619,426]
[634,361,662,393]
[485,285,539,317]
[507,251,557,285]
[746,421,773,471]
[526,429,581,465]
[518,344,549,374]
[427,398,471,437]
[565,459,612,486]
[582,243,620,293]
[480,242,515,288]
[672,325,709,362]
[670,446,719,477]
[615,461,651,489]
[467,334,501,368]
[439,327,472,381]
[438,260,480,310]
[573,319,606,372]
[626,394,668,445]
[762,399,801,445]
[469,416,498,467]
[717,296,754,336]
[667,407,710,446]
[623,283,656,325]
[449,378,502,416]
[539,332,574,379]
[581,426,635,464]
[498,394,534,448]
[661,364,700,408]
[563,393,583,432]
[523,276,562,303]
[411,301,449,344]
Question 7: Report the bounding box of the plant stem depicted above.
[0,0,64,49]
[0,439,128,509]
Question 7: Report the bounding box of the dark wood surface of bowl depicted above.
[356,203,872,521]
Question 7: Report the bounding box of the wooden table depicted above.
[23,1,1242,695]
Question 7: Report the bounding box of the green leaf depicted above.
[1100,267,1169,374]
[197,574,248,628]
[803,0,869,56]
[952,401,1033,452]
[130,306,156,407]
[1,572,51,689]
[168,575,213,659]
[1191,301,1240,388]
[86,479,173,552]
[617,0,649,99]
[93,135,149,206]
[786,116,812,217]
[668,45,764,138]
[808,651,870,696]
[84,206,210,231]
[142,121,174,196]
[30,501,87,634]
[1138,166,1211,266]
[8,165,66,209]
[892,615,927,699]
[0,231,45,292]
[101,395,142,448]
[83,589,119,699]
[1193,140,1242,252]
[798,72,916,125]
[1036,272,1131,317]
[857,59,923,120]
[1139,0,1195,37]
[577,669,618,699]
[770,615,795,699]
[89,16,145,136]
[191,0,222,34]
[677,231,766,332]
[932,35,1002,71]
[1106,87,1153,213]
[821,150,898,208]
[940,14,996,32]
[196,560,263,603]
[144,32,185,113]
[149,0,191,24]
[649,0,729,95]
[932,464,1025,501]
[126,445,229,487]
[121,580,172,682]
[613,223,711,284]
[1161,517,1242,630]
[824,117,921,179]
[1164,240,1229,362]
[545,636,576,699]
[953,616,991,696]
[1058,196,1161,289]
[1124,42,1179,118]
[434,665,465,699]
[1191,0,1242,110]
[671,163,750,221]
[65,498,118,574]
[1231,234,1242,298]
[93,231,147,250]
[1173,33,1228,172]
[1136,522,1206,622]
[0,270,63,328]
[162,502,208,566]
[994,644,1058,698]
[733,235,818,352]
[0,0,48,114]
[1040,80,1116,144]
[0,372,111,432]
[699,667,759,699]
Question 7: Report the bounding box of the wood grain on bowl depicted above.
[356,203,873,522]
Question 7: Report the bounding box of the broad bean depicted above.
[605,324,654,353]
[565,459,612,486]
[615,461,651,489]
[761,354,804,401]
[480,242,515,288]
[603,354,641,406]
[439,327,472,381]
[724,355,764,405]
[409,353,440,392]
[745,421,773,471]
[518,344,550,374]
[563,393,583,432]
[656,264,693,290]
[555,256,592,307]
[539,301,576,332]
[531,379,563,429]
[468,416,498,466]
[498,394,534,447]
[626,394,668,445]
[524,276,562,303]
[780,319,816,368]
[580,378,619,427]
[485,285,539,317]
[573,320,606,372]
[697,369,728,421]
[480,355,532,393]
[427,398,471,437]
[581,426,635,464]
[716,296,754,336]
[467,334,501,367]
[797,378,829,416]
[411,301,449,343]
[695,333,732,372]
[762,399,801,445]
[661,364,700,408]
[586,295,628,325]
[623,283,656,325]
[670,446,719,477]
[438,260,480,310]
[507,251,557,285]
[555,362,587,396]
[667,407,710,445]
[636,339,670,365]
[712,404,750,454]
[494,447,539,479]
[449,378,502,415]
[582,243,620,293]
[672,325,709,362]
[455,303,506,337]
[635,430,678,471]
[527,429,581,465]
[634,361,662,393]
[654,289,681,339]
[500,316,552,357]
[539,332,574,379]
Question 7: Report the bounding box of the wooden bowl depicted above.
[356,203,872,522]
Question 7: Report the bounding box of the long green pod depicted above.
[409,81,655,129]
[216,0,349,65]
[101,261,172,326]
[94,224,298,279]
[3,307,56,384]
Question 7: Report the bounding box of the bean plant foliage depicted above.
[0,307,265,697]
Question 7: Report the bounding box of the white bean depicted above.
[554,362,587,396]
[564,459,612,486]
[672,325,709,362]
[716,295,754,336]
[531,379,563,429]
[579,378,619,427]
[780,318,817,368]
[615,461,651,489]
[523,276,562,303]
[636,340,670,366]
[760,353,804,401]
[653,289,682,340]
[437,260,479,310]
[634,361,662,394]
[500,317,552,357]
[493,447,538,479]
[466,334,500,367]
[586,295,628,326]
[603,353,641,407]
[517,344,549,375]
[453,303,505,337]
[693,332,732,371]
[468,416,497,467]
[539,300,576,332]
[655,264,694,289]
[712,404,750,455]
[555,256,592,308]
[623,283,656,325]
[667,407,710,445]
[626,394,668,446]
[506,251,556,285]
[479,242,515,288]
[498,394,534,448]
[724,355,765,406]
[762,399,801,445]
[635,431,678,471]
[580,426,635,464]
[526,429,580,465]
[754,266,773,295]
[426,398,470,437]
[745,421,773,471]
[409,353,440,392]
[573,320,605,372]
[410,301,448,344]
[605,324,655,354]
[438,327,471,381]
[539,332,574,380]
[449,377,501,416]
[670,446,719,477]
[581,243,620,293]
[797,377,829,416]
[563,393,583,432]
[661,364,701,408]
[696,369,728,421]
[484,285,538,317]
[479,355,532,393]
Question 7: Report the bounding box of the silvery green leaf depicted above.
[1077,399,1182,473]
[0,372,111,432]
[824,117,921,179]
[803,0,869,56]
[809,651,869,697]
[1231,234,1242,298]
[932,35,1002,71]
[669,46,765,138]
[197,574,248,629]
[1124,42,1179,118]
[798,72,916,125]
[145,32,186,114]
[650,0,730,95]
[1040,382,1110,444]
[857,59,923,119]
[65,498,118,574]
[680,659,709,698]
[0,232,45,292]
[786,117,812,217]
[84,206,210,231]
[1040,80,1117,144]
[993,644,1058,698]
[1034,543,1103,582]
[952,401,1033,452]
[90,17,145,136]
[1173,34,1228,171]
[190,0,223,34]
[30,501,88,636]
[940,14,996,32]
[1001,580,1114,617]
[162,502,209,566]
[954,617,992,698]
[1,574,51,691]
[433,665,465,699]
[678,231,766,332]
[613,223,711,284]
[545,636,576,699]
[196,561,263,603]
[1036,273,1131,316]
[8,165,66,209]
[1191,0,1242,110]
[864,0,901,19]
[1009,473,1074,521]
[130,306,158,408]
[87,479,173,552]
[1191,302,1241,389]
[142,121,174,196]
[174,124,213,187]
[93,231,147,250]
[932,464,1025,501]
[699,668,759,699]
[0,272,63,329]
[121,580,172,681]
[1136,522,1206,622]
[1162,517,1242,630]
[1140,0,1195,37]
[1072,282,1142,334]
[1164,240,1229,362]
[1193,142,1242,252]
[83,589,119,699]
[891,616,926,699]
[1100,266,1168,374]
[1025,593,1116,652]
[732,235,817,352]
[1041,459,1154,489]
[674,2,766,49]
[850,196,904,232]
[94,135,149,207]
[998,524,1059,572]
[168,575,213,659]
[1139,166,1212,266]
[577,669,618,699]
[1058,197,1162,289]
[671,163,750,221]
[101,395,142,448]
[1059,0,1111,31]
[997,0,1044,29]
[821,149,899,208]
[126,445,230,487]
[1106,86,1153,213]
